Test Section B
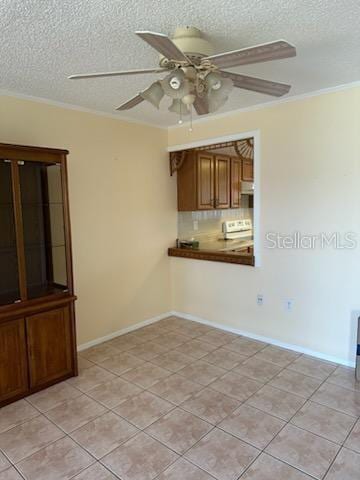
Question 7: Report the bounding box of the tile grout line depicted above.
[342,417,360,453]
[250,366,345,479]
[95,324,255,477]
[200,333,352,479]
[22,409,125,480]
[320,412,360,479]
[140,331,316,478]
[40,351,357,480]
[18,395,131,479]
[15,329,214,475]
[209,347,320,479]
[65,325,360,479]
[2,316,358,480]
[41,322,356,475]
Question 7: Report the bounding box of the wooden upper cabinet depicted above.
[214,155,230,209]
[197,153,215,210]
[231,157,242,208]
[0,319,28,403]
[177,151,233,211]
[242,158,254,182]
[26,306,73,389]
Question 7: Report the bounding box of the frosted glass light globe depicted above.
[182,94,196,105]
[169,77,181,90]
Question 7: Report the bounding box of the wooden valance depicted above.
[169,137,254,175]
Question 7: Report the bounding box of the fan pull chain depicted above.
[178,102,183,125]
[189,105,193,132]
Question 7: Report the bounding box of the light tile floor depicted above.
[1,316,360,479]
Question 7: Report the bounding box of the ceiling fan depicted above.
[69,27,296,121]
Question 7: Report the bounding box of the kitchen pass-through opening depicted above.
[168,131,260,266]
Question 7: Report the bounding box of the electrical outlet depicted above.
[285,299,294,311]
[257,294,264,306]
[193,220,199,231]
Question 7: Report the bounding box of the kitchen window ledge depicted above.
[168,247,255,266]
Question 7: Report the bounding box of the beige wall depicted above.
[2,86,359,364]
[0,96,176,344]
[168,87,360,365]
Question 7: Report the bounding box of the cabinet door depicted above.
[176,151,197,211]
[0,161,21,305]
[242,158,254,181]
[19,162,69,300]
[215,155,230,209]
[197,153,215,210]
[26,306,73,388]
[0,319,28,403]
[230,157,242,208]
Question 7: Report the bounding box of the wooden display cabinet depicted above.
[0,143,77,407]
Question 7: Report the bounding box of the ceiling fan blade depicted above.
[136,31,189,62]
[116,94,145,111]
[220,71,291,97]
[203,40,296,69]
[68,68,166,80]
[193,96,209,115]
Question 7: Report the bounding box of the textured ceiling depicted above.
[1,0,359,127]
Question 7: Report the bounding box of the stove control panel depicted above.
[223,219,252,234]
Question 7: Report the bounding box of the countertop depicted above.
[168,246,254,265]
[169,236,254,265]
[197,238,253,252]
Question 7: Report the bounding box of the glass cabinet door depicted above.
[19,161,68,299]
[0,161,20,305]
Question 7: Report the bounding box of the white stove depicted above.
[222,219,253,240]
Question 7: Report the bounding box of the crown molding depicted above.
[1,79,359,132]
[0,88,167,130]
[168,80,360,130]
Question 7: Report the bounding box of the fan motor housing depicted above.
[159,26,214,66]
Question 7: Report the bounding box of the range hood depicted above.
[241,181,254,195]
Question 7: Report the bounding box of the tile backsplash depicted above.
[178,199,253,242]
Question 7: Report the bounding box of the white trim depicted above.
[253,131,261,266]
[170,310,356,367]
[168,129,261,267]
[78,308,355,366]
[168,130,259,152]
[168,80,360,130]
[77,311,172,351]
[0,88,167,130]
[1,81,359,131]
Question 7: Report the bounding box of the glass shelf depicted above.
[19,162,68,299]
[23,243,66,249]
[0,291,21,306]
[1,160,69,305]
[0,162,20,302]
[27,283,68,300]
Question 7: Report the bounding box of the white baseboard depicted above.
[77,309,355,368]
[77,311,173,351]
[170,310,356,368]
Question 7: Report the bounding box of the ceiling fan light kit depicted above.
[169,98,190,116]
[160,70,191,99]
[69,26,296,126]
[140,81,164,109]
